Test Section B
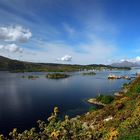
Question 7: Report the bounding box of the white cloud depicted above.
[23,37,116,64]
[0,34,117,64]
[0,25,31,56]
[57,55,72,62]
[0,44,23,53]
[135,56,140,62]
[120,56,140,63]
[0,25,32,42]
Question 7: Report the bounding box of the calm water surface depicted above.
[0,68,139,134]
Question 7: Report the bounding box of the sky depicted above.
[1,0,140,64]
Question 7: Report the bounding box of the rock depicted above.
[114,92,123,97]
[103,116,113,122]
[123,89,128,93]
[86,112,90,116]
[87,98,105,106]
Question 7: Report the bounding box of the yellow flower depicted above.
[0,134,4,140]
[50,130,60,139]
[109,128,119,140]
[54,107,59,114]
[13,128,17,133]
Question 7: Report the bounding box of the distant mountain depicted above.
[111,60,140,67]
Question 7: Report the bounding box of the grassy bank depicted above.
[1,77,140,139]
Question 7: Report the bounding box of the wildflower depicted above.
[0,134,4,140]
[50,130,60,139]
[54,107,59,115]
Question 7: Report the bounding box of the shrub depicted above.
[118,134,140,140]
[96,95,114,104]
[88,106,97,111]
[133,84,140,93]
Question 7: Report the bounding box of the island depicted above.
[82,72,96,76]
[46,73,70,79]
[22,75,39,80]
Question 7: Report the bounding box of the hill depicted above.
[0,55,131,72]
[111,60,140,67]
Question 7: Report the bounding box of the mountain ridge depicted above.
[111,60,140,67]
[0,55,131,72]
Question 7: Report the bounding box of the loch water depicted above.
[0,68,139,134]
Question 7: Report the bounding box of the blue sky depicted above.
[0,0,140,64]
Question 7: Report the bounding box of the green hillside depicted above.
[0,55,131,72]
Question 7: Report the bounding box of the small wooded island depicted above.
[46,73,70,79]
[22,75,39,80]
[82,72,96,76]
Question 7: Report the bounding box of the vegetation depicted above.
[82,71,96,76]
[22,75,39,79]
[0,55,131,72]
[122,82,130,88]
[46,73,70,79]
[96,95,114,104]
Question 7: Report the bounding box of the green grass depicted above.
[96,95,114,104]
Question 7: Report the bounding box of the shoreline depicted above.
[86,79,132,106]
[87,98,106,106]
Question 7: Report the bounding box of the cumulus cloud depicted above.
[0,44,23,53]
[0,25,32,55]
[57,55,72,62]
[0,25,32,42]
[135,56,140,62]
